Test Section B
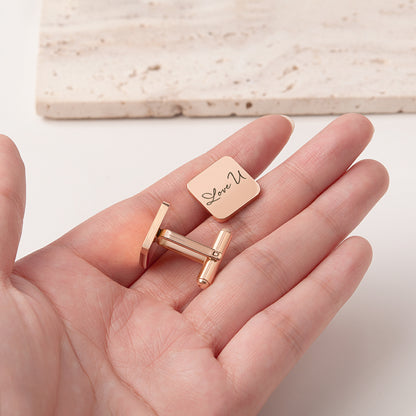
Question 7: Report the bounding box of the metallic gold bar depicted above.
[158,230,220,262]
[198,229,231,289]
[158,229,218,259]
[157,229,217,263]
[158,236,206,263]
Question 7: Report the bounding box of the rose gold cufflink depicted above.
[140,156,260,289]
[187,156,260,222]
[140,202,232,289]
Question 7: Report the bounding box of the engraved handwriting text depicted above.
[201,170,247,206]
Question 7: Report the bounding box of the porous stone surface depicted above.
[36,0,416,118]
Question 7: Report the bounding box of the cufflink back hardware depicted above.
[140,202,232,289]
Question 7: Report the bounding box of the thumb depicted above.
[0,135,25,283]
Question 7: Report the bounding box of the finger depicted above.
[184,159,388,354]
[56,115,293,285]
[135,113,374,306]
[0,135,26,283]
[218,236,373,414]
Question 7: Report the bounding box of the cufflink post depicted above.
[140,202,231,289]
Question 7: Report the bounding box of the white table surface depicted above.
[1,2,415,415]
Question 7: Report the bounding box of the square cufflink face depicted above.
[187,156,260,222]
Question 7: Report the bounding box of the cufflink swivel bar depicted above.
[140,202,231,289]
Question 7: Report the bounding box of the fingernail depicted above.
[281,115,295,133]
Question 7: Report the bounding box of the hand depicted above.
[0,114,388,416]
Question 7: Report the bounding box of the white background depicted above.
[0,2,415,415]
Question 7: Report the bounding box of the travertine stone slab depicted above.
[37,0,416,118]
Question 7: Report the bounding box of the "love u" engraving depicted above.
[201,170,247,206]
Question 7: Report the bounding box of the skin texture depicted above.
[0,114,389,416]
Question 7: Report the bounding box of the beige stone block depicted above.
[36,0,416,118]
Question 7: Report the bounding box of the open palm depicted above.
[0,114,388,415]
